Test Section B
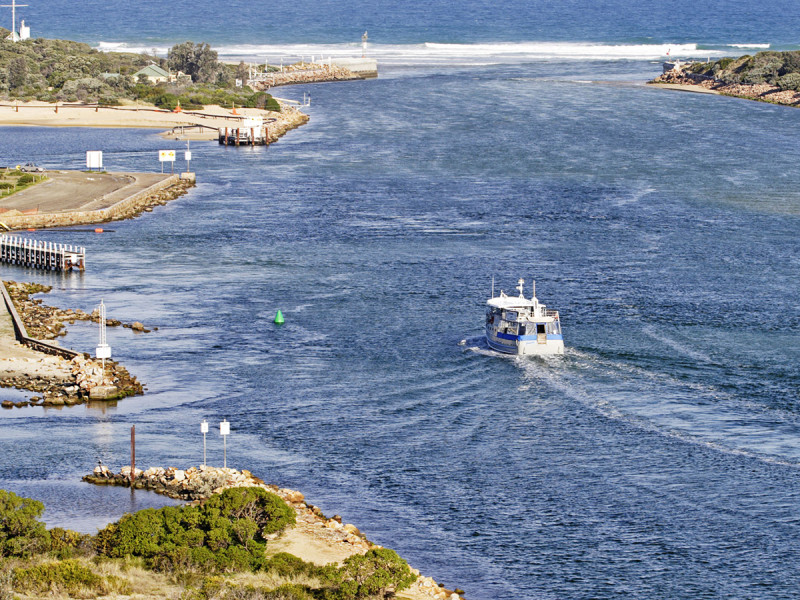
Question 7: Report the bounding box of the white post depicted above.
[220,419,230,468]
[96,299,111,370]
[201,420,208,466]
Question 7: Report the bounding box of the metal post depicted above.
[220,419,230,468]
[130,425,135,483]
[201,419,208,466]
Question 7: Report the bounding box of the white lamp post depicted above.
[201,420,208,466]
[220,419,230,468]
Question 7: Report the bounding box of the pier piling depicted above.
[0,235,85,271]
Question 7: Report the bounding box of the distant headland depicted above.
[649,50,800,108]
[0,34,372,137]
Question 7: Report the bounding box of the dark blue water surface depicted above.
[1,8,800,599]
[17,0,800,48]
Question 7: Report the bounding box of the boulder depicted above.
[89,385,118,400]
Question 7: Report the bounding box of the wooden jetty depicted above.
[219,126,268,146]
[0,235,85,271]
[218,116,278,146]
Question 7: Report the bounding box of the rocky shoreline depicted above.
[84,464,465,600]
[650,68,800,107]
[0,280,144,407]
[249,63,364,90]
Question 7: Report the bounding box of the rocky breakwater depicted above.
[0,280,144,407]
[84,464,466,600]
[265,101,309,144]
[252,63,363,90]
[1,354,139,407]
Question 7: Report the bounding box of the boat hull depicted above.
[486,327,564,356]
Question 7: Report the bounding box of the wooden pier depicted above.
[0,235,85,271]
[218,126,269,146]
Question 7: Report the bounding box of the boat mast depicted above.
[491,275,494,298]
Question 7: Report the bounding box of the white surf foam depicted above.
[95,40,725,65]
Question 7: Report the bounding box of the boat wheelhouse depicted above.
[485,279,564,355]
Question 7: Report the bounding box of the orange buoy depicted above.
[173,100,182,113]
[94,228,104,233]
[27,228,36,232]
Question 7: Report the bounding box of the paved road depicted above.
[0,171,172,214]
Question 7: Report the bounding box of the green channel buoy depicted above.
[274,310,284,324]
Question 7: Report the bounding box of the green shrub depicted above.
[152,92,180,110]
[0,182,13,190]
[0,489,50,558]
[12,559,130,597]
[326,548,417,600]
[95,487,295,573]
[777,72,800,90]
[48,527,93,559]
[16,173,34,185]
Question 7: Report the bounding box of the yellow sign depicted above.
[158,150,176,162]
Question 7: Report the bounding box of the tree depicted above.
[0,489,50,558]
[167,41,221,84]
[7,57,28,89]
[335,548,417,599]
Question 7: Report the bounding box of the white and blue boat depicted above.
[485,279,564,355]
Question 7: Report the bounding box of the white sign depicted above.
[96,344,111,359]
[86,151,103,169]
[242,116,263,129]
[159,150,176,162]
[201,420,209,433]
[235,78,243,87]
[184,151,192,161]
[220,420,230,436]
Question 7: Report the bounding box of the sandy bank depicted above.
[648,82,720,95]
[0,101,308,141]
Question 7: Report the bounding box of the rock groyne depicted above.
[0,280,144,407]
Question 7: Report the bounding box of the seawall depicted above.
[2,174,194,230]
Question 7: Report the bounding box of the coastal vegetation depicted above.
[686,50,800,90]
[0,487,418,600]
[0,169,47,198]
[0,31,279,111]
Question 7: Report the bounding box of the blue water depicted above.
[1,3,800,599]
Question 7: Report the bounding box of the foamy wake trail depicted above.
[509,347,800,467]
[96,40,731,65]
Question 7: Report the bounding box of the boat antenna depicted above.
[491,275,494,298]
[532,279,536,300]
[517,278,525,297]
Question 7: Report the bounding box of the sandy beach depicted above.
[0,100,308,140]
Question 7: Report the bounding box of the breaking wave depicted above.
[96,40,729,66]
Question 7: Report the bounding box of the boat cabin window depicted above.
[536,323,546,335]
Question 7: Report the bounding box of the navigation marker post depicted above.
[220,419,230,468]
[201,419,208,467]
[96,299,111,370]
[1,0,27,42]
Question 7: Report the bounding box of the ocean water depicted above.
[1,3,800,599]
